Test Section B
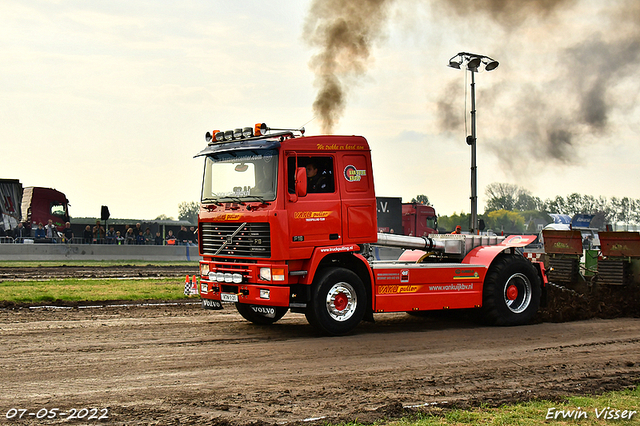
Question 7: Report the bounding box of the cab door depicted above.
[286,154,342,251]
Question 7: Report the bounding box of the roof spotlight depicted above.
[484,59,499,71]
[467,56,482,70]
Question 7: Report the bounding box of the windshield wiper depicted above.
[218,197,245,204]
[201,197,223,206]
[243,196,267,203]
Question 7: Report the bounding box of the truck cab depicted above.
[197,124,545,335]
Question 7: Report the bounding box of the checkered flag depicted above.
[184,275,191,296]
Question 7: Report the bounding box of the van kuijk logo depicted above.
[343,165,366,182]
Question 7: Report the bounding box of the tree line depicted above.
[437,183,640,234]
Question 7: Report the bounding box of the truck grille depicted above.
[201,222,271,258]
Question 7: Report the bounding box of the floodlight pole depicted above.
[469,69,478,235]
[448,52,498,235]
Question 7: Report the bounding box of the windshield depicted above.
[201,149,278,203]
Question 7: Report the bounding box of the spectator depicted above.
[62,222,74,243]
[106,226,117,244]
[125,227,135,245]
[45,219,58,242]
[115,231,125,245]
[177,226,189,245]
[166,230,176,245]
[451,225,462,234]
[143,228,153,245]
[93,220,105,243]
[83,225,93,244]
[34,223,46,239]
[134,223,143,237]
[187,226,197,246]
[13,222,29,242]
[154,232,164,245]
[135,231,145,245]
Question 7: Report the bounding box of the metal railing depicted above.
[0,236,196,246]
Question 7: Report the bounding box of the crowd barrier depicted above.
[1,236,194,246]
[0,242,201,261]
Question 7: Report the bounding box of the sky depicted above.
[1,0,639,220]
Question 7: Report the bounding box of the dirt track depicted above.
[1,302,639,425]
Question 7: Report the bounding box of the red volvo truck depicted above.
[196,124,547,335]
[0,179,70,234]
[376,197,438,236]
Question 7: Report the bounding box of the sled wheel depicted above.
[482,254,541,326]
[305,267,366,335]
[235,303,288,325]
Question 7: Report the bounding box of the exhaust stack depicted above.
[376,233,446,252]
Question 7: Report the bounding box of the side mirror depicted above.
[296,167,307,197]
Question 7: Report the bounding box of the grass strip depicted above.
[0,278,190,303]
[372,386,639,426]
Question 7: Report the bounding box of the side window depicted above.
[288,156,335,194]
[50,202,66,217]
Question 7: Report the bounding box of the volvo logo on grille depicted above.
[213,222,248,256]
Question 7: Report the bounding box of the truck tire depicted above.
[305,267,366,335]
[235,303,288,325]
[482,254,541,326]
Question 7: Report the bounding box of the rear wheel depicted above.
[305,267,366,335]
[235,303,288,325]
[482,254,541,326]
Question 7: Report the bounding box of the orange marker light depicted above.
[272,267,285,281]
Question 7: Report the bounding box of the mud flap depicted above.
[202,299,223,310]
[250,305,277,318]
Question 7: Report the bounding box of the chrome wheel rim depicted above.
[503,272,532,314]
[325,282,357,322]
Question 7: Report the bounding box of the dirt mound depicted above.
[538,281,640,322]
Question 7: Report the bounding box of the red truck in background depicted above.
[196,124,546,335]
[376,197,438,236]
[0,179,70,235]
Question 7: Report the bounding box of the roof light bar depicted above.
[204,122,307,144]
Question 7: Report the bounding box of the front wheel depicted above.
[482,254,541,326]
[235,303,288,325]
[305,267,366,335]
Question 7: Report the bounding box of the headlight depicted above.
[260,267,271,281]
[200,263,210,276]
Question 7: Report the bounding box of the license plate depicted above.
[220,293,239,303]
[202,298,223,310]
